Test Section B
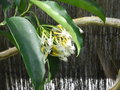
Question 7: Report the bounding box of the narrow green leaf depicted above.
[0,0,11,18]
[58,0,105,22]
[30,0,83,55]
[14,0,27,13]
[48,55,60,79]
[18,0,27,13]
[6,17,45,90]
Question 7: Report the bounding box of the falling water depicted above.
[0,0,120,90]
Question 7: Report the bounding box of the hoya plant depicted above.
[0,0,105,90]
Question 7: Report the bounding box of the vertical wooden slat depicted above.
[0,0,120,89]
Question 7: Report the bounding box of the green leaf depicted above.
[24,11,42,29]
[14,0,27,13]
[0,30,10,37]
[0,30,15,45]
[30,0,83,55]
[58,0,105,22]
[6,17,45,90]
[0,0,10,10]
[0,0,11,18]
[24,16,38,29]
[14,0,21,6]
[48,55,60,79]
[18,0,27,13]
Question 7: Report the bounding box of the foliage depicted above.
[0,0,105,90]
[58,0,105,22]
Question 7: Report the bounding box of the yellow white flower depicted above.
[39,25,75,62]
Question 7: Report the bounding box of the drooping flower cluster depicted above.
[39,25,75,62]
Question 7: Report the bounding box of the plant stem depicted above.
[0,47,18,61]
[0,20,6,26]
[1,16,120,60]
[20,3,32,16]
[14,7,18,16]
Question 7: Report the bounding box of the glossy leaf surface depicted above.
[6,17,45,90]
[30,0,83,55]
[58,0,105,22]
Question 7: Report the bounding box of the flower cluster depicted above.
[39,25,75,62]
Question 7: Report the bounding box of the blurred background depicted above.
[0,0,120,90]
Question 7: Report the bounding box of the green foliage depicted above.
[0,0,106,90]
[48,55,60,79]
[0,30,15,45]
[0,0,10,11]
[14,0,28,14]
[0,0,11,18]
[30,0,83,55]
[0,30,11,39]
[18,0,27,13]
[25,16,38,29]
[6,17,45,90]
[14,0,21,6]
[58,0,105,22]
